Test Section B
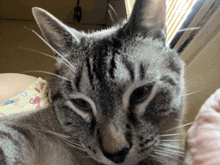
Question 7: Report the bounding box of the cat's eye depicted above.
[71,99,92,112]
[130,85,153,104]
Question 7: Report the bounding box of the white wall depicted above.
[180,7,220,126]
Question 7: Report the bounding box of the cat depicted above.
[0,0,186,164]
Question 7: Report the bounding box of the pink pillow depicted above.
[187,89,220,165]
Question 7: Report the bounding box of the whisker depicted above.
[160,139,185,142]
[108,9,115,23]
[61,138,83,148]
[108,4,118,18]
[20,124,82,144]
[160,133,186,137]
[19,46,75,71]
[174,118,188,122]
[61,139,85,151]
[20,123,74,140]
[173,118,182,121]
[149,154,160,160]
[18,123,86,152]
[108,3,119,23]
[21,70,70,81]
[164,122,194,132]
[184,89,204,97]
[154,151,182,162]
[157,147,185,155]
[37,127,85,150]
[19,46,57,60]
[149,154,165,163]
[177,27,200,33]
[158,143,184,150]
[39,129,84,150]
[38,127,73,140]
[24,26,76,72]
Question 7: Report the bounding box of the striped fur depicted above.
[0,0,186,164]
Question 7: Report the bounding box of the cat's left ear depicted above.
[32,7,83,55]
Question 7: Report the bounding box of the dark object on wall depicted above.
[73,0,82,23]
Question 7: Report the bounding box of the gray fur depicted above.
[0,0,186,164]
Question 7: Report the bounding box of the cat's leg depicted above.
[0,123,37,165]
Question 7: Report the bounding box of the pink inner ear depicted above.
[155,0,166,30]
[163,26,167,34]
[141,0,166,31]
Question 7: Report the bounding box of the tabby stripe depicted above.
[74,68,82,91]
[66,80,73,92]
[109,36,122,79]
[54,70,60,76]
[127,108,138,126]
[160,76,177,86]
[139,63,145,80]
[122,57,135,81]
[0,131,13,140]
[51,92,63,101]
[0,149,6,164]
[86,57,93,86]
[168,55,181,74]
[93,60,103,82]
[109,54,116,79]
[92,42,103,82]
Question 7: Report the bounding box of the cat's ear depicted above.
[32,7,83,55]
[125,0,166,41]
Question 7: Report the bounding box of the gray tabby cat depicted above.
[0,0,186,164]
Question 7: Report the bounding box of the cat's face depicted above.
[33,0,185,164]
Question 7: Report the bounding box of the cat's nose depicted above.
[102,147,130,163]
[99,124,132,163]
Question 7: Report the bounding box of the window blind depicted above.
[166,0,198,45]
[124,0,136,18]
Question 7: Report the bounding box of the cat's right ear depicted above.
[32,7,83,55]
[124,0,166,41]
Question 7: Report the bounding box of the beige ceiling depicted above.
[0,0,108,24]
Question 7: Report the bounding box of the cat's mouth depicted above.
[101,137,161,165]
[92,144,154,165]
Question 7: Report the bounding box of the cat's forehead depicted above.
[86,34,181,78]
[71,34,183,95]
[57,28,183,97]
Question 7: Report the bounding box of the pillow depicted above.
[0,77,49,117]
[187,89,220,165]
